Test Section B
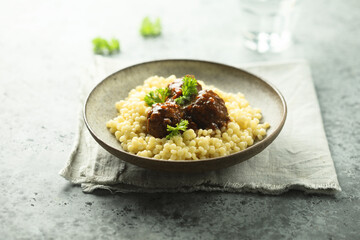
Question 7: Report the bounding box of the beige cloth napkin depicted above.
[59,58,341,195]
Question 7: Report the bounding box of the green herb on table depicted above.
[92,37,120,55]
[175,75,198,105]
[166,120,189,139]
[144,88,169,106]
[140,17,161,37]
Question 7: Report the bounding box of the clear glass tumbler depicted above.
[240,0,300,53]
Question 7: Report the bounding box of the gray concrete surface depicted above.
[0,0,359,239]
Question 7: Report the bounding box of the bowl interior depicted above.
[85,60,286,172]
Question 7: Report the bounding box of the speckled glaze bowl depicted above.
[84,60,287,172]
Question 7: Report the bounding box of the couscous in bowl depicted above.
[84,60,287,172]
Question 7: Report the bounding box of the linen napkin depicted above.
[59,58,341,195]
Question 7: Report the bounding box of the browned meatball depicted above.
[185,90,229,130]
[168,75,202,100]
[147,102,184,138]
[168,78,183,100]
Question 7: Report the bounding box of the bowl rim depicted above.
[83,59,287,164]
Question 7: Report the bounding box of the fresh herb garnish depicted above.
[92,37,120,55]
[166,120,189,139]
[140,17,161,37]
[175,75,198,105]
[144,88,169,106]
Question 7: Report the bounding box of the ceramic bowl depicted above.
[84,60,287,172]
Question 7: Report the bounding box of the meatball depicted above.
[168,75,202,100]
[147,102,184,138]
[167,78,183,99]
[183,115,198,131]
[185,90,229,129]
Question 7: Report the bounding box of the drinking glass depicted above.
[240,0,300,53]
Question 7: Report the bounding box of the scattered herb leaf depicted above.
[144,88,169,106]
[140,17,162,37]
[166,120,189,139]
[175,75,198,105]
[92,37,120,55]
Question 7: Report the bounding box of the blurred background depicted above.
[2,0,358,62]
[1,0,359,95]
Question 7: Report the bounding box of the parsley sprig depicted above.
[144,88,169,106]
[140,17,162,37]
[175,75,198,105]
[166,120,188,139]
[92,37,120,55]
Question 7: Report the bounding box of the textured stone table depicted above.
[0,0,359,239]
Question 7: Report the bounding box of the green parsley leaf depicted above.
[140,17,161,37]
[92,37,120,55]
[174,96,188,105]
[175,75,198,105]
[144,88,169,106]
[166,120,189,139]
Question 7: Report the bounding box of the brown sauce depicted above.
[146,78,230,138]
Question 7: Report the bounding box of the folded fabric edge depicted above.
[80,182,341,196]
[58,112,85,183]
[58,67,93,183]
